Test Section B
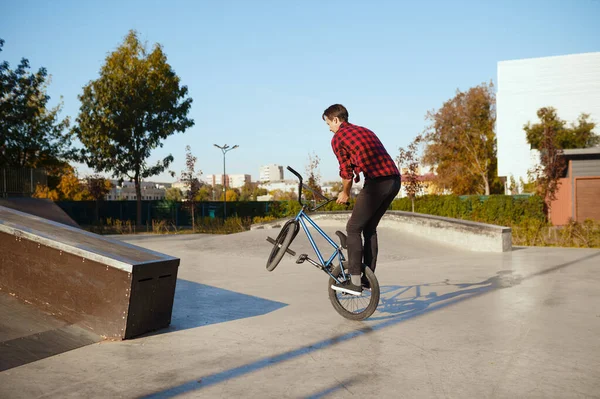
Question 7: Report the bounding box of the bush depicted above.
[389,194,546,226]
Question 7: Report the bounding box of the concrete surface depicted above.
[0,225,599,399]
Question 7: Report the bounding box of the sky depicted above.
[2,0,600,184]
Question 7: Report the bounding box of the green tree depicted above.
[72,30,194,227]
[165,187,183,202]
[195,185,212,202]
[0,38,73,170]
[422,81,497,195]
[525,108,571,213]
[524,107,599,150]
[240,182,257,201]
[253,187,268,200]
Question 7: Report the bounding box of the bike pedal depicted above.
[296,254,308,264]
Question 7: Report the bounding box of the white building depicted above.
[205,174,251,189]
[497,52,600,193]
[259,164,284,182]
[259,179,298,193]
[105,180,170,201]
[228,174,251,189]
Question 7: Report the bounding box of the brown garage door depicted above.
[576,177,600,222]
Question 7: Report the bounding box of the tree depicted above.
[225,189,239,201]
[524,107,599,150]
[524,108,571,213]
[195,185,212,202]
[397,135,425,212]
[240,182,258,201]
[165,187,183,202]
[85,175,112,222]
[180,145,201,232]
[0,38,73,170]
[304,152,323,201]
[422,81,497,195]
[33,166,90,200]
[72,30,194,227]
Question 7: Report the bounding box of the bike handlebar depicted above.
[287,165,349,210]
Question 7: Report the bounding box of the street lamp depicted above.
[213,144,239,219]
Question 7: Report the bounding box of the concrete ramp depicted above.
[0,205,180,342]
[0,197,80,228]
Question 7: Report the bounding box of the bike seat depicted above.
[335,231,347,249]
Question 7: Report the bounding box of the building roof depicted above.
[562,147,600,160]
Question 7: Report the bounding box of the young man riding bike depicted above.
[323,104,401,296]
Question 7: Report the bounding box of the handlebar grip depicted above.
[287,166,302,180]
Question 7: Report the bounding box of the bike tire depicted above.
[266,219,298,272]
[327,265,380,320]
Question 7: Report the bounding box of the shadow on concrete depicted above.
[141,279,288,336]
[371,270,523,321]
[0,292,101,372]
[138,251,600,398]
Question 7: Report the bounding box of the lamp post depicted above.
[213,144,238,219]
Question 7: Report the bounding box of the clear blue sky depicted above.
[2,0,599,183]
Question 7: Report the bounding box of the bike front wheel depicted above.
[327,265,380,320]
[266,219,298,272]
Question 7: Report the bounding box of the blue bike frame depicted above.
[293,207,348,282]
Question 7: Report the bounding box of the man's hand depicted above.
[337,191,349,204]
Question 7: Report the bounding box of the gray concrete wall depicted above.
[252,210,512,252]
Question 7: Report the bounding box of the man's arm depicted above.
[337,178,352,204]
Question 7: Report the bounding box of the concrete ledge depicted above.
[252,211,512,253]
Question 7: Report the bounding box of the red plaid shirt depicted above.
[331,122,400,183]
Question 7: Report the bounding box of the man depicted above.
[323,104,401,296]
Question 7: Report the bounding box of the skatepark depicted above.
[1,202,599,398]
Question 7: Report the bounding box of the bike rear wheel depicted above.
[327,265,380,320]
[266,219,298,271]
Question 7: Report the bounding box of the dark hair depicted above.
[322,104,348,122]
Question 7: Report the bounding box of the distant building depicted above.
[228,174,251,189]
[259,164,284,182]
[205,174,251,189]
[105,180,171,201]
[497,52,600,193]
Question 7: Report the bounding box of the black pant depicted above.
[346,175,401,276]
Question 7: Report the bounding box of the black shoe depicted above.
[361,275,371,290]
[331,280,362,296]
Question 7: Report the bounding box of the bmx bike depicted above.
[265,166,380,321]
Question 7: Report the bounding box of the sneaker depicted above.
[331,280,362,296]
[361,275,371,290]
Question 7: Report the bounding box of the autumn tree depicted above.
[180,145,201,232]
[422,81,498,195]
[304,152,324,202]
[397,135,425,212]
[0,38,73,171]
[524,107,598,150]
[33,166,90,200]
[72,30,194,227]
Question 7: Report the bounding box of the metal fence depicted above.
[55,200,276,226]
[0,168,48,198]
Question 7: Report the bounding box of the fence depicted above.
[55,200,277,227]
[0,168,48,198]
